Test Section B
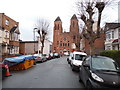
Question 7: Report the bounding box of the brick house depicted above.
[19,39,52,55]
[0,13,20,56]
[19,41,38,55]
[53,14,80,54]
[80,22,105,55]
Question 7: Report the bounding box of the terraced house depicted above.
[0,13,20,58]
[105,23,120,50]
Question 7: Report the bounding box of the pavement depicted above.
[2,56,84,88]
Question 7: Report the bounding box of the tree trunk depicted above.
[89,42,95,55]
[41,42,44,54]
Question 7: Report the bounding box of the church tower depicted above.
[70,14,79,33]
[70,14,80,51]
[53,16,63,52]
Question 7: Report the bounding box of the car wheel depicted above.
[71,64,75,71]
[86,81,92,90]
[79,74,82,82]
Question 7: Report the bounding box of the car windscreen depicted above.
[92,57,120,72]
[54,53,58,56]
[75,54,86,61]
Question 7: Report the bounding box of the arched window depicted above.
[58,24,59,30]
[73,35,76,40]
[73,21,75,27]
[57,41,59,45]
[60,41,62,47]
[55,24,56,30]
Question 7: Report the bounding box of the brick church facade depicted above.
[53,14,80,54]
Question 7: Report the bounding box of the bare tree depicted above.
[76,0,119,55]
[35,18,50,54]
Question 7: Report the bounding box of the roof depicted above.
[10,26,17,33]
[14,29,20,34]
[112,39,119,44]
[73,51,87,56]
[71,14,77,19]
[20,41,38,43]
[54,16,61,22]
[105,23,120,31]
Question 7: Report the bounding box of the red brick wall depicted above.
[84,32,105,55]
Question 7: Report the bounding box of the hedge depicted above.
[100,50,120,66]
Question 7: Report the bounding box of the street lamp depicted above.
[33,28,37,54]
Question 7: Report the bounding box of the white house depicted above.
[38,38,52,54]
[105,23,120,50]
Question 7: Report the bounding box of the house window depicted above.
[5,31,9,38]
[5,20,9,26]
[112,46,115,50]
[112,31,114,39]
[119,28,120,38]
[106,46,111,50]
[106,32,111,40]
[0,30,2,37]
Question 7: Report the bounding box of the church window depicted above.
[58,24,59,30]
[73,21,75,27]
[60,41,62,47]
[55,24,56,30]
[65,43,67,46]
[57,41,59,45]
[68,43,70,47]
[64,37,66,41]
[63,43,64,46]
[73,36,76,40]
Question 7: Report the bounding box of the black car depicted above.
[79,56,120,89]
[54,53,60,58]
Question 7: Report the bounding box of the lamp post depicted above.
[33,28,37,54]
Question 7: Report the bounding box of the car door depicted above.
[81,57,91,85]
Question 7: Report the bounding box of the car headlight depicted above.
[91,73,104,82]
[73,62,79,66]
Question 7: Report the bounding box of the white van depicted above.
[67,51,87,71]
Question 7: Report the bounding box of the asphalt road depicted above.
[2,56,84,88]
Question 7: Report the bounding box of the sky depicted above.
[0,0,119,42]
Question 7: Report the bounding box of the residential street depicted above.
[2,56,84,88]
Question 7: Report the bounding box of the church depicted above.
[53,14,80,54]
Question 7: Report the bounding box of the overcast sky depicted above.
[0,0,119,41]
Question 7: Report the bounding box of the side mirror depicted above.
[83,63,90,67]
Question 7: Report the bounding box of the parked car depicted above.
[49,53,54,59]
[54,53,60,58]
[0,62,7,79]
[67,51,87,71]
[79,56,120,89]
[43,54,51,60]
[33,54,46,62]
